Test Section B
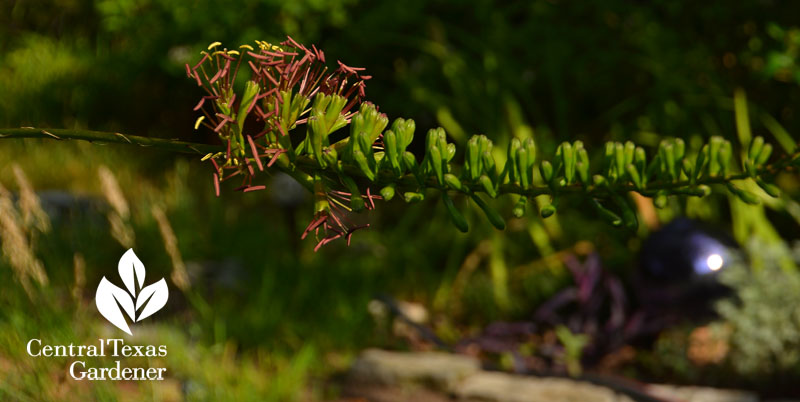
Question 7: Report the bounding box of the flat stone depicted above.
[454,372,634,402]
[646,384,758,402]
[339,383,453,402]
[348,348,481,391]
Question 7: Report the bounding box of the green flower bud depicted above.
[682,158,694,182]
[562,142,575,184]
[614,142,626,181]
[373,112,389,144]
[517,148,530,189]
[482,151,497,177]
[403,192,425,203]
[444,173,463,191]
[674,138,685,160]
[340,176,365,212]
[756,143,773,166]
[324,94,349,133]
[322,147,339,171]
[577,147,589,165]
[756,179,781,198]
[351,102,388,146]
[392,118,415,149]
[634,146,647,172]
[619,202,638,230]
[403,151,418,173]
[593,174,607,187]
[522,137,536,155]
[466,136,482,181]
[571,142,586,183]
[311,92,331,117]
[429,145,444,185]
[236,80,259,130]
[383,129,402,175]
[480,135,494,154]
[513,196,528,218]
[445,142,456,161]
[307,112,327,164]
[380,184,396,201]
[576,162,590,185]
[540,203,557,218]
[624,141,635,166]
[745,159,756,177]
[726,182,760,205]
[604,142,616,173]
[694,145,708,180]
[718,140,732,176]
[425,128,438,153]
[442,193,469,233]
[436,129,449,157]
[607,192,638,230]
[654,191,668,209]
[507,138,521,183]
[355,130,373,155]
[709,136,723,177]
[471,194,505,230]
[591,199,622,227]
[626,164,643,189]
[353,149,375,181]
[540,160,554,183]
[479,174,497,198]
[663,142,677,180]
[748,136,764,163]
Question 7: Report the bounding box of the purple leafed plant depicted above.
[457,253,633,373]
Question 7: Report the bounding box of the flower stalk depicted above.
[1,36,798,250]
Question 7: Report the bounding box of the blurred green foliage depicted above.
[716,240,800,378]
[4,1,800,146]
[1,0,800,399]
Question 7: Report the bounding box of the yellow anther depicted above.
[207,41,222,50]
[194,116,205,130]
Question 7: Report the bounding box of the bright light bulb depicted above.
[706,253,724,271]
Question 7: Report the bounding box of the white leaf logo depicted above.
[95,249,169,335]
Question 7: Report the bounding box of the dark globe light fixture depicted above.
[636,218,740,322]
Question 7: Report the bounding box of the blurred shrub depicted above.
[716,240,800,377]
